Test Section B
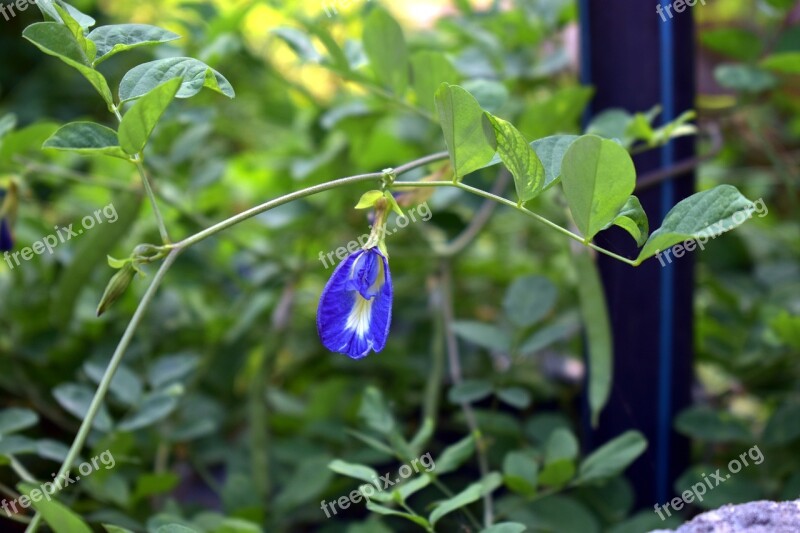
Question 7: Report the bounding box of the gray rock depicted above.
[649,500,800,533]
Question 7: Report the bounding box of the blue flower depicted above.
[317,247,393,359]
[0,188,12,252]
[0,217,12,252]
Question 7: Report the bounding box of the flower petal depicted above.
[0,218,12,252]
[317,248,392,359]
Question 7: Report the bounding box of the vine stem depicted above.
[23,154,446,532]
[168,152,449,250]
[23,150,641,532]
[25,249,181,533]
[134,159,171,244]
[111,105,172,244]
[440,261,494,528]
[392,180,640,266]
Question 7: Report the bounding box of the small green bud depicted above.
[355,190,384,210]
[97,263,136,317]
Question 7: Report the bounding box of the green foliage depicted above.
[118,77,182,155]
[435,83,497,179]
[0,1,788,532]
[561,135,636,241]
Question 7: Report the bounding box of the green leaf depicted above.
[347,429,395,456]
[486,114,544,204]
[0,435,38,456]
[483,135,579,191]
[362,9,408,95]
[522,495,601,533]
[429,472,502,526]
[700,28,762,61]
[675,406,752,443]
[18,482,93,533]
[88,24,181,66]
[305,23,349,72]
[103,525,135,533]
[359,387,395,435]
[577,431,647,483]
[448,380,493,404]
[503,451,538,495]
[435,83,497,180]
[561,135,636,241]
[147,353,199,389]
[636,185,755,263]
[495,387,531,410]
[603,196,649,246]
[462,80,509,113]
[714,64,776,93]
[132,472,180,502]
[539,460,576,488]
[760,52,800,74]
[393,474,433,502]
[274,455,333,510]
[53,383,113,431]
[587,109,632,142]
[36,439,71,463]
[328,459,379,484]
[118,77,182,155]
[43,121,129,159]
[409,417,435,456]
[503,275,557,329]
[0,408,39,435]
[480,524,528,533]
[119,57,235,103]
[23,22,113,106]
[532,135,579,190]
[574,251,613,426]
[545,428,578,463]
[36,0,95,28]
[411,51,459,112]
[155,526,200,533]
[0,113,16,141]
[451,321,510,352]
[518,312,580,356]
[272,27,322,63]
[435,435,475,474]
[355,190,384,209]
[518,86,593,140]
[366,502,431,529]
[118,391,180,431]
[54,3,96,63]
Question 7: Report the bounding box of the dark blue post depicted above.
[579,0,695,507]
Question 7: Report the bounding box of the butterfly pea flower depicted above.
[316,247,393,359]
[0,184,16,252]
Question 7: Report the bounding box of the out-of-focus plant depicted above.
[0,0,775,532]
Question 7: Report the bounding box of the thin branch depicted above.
[441,261,494,529]
[25,249,181,533]
[635,122,723,192]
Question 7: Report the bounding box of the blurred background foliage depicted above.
[0,0,798,532]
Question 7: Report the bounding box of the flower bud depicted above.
[96,263,136,317]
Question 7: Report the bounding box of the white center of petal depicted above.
[345,294,374,338]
